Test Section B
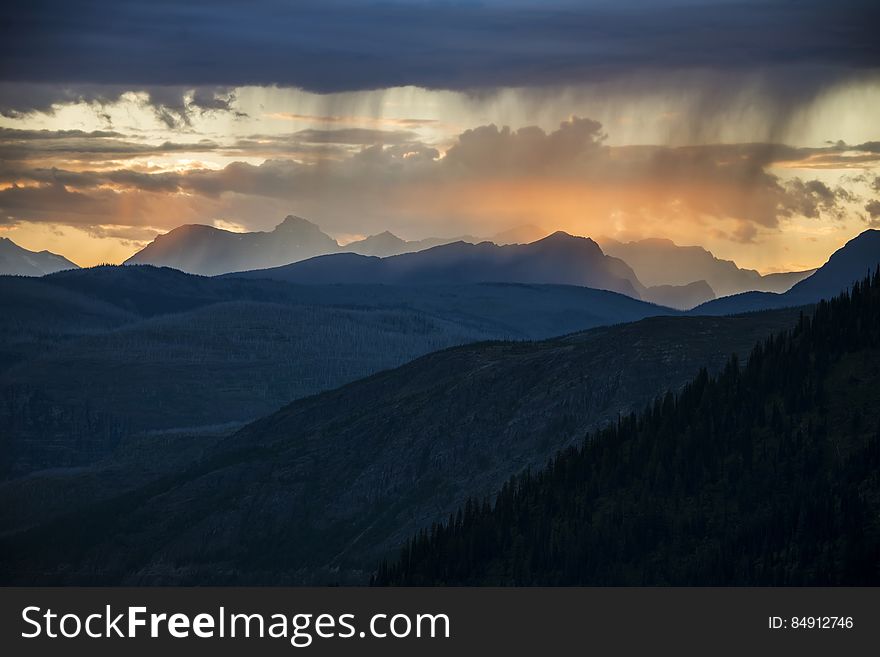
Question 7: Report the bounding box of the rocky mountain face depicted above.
[125,216,819,311]
[124,216,340,275]
[0,237,79,276]
[124,216,519,275]
[600,237,813,297]
[692,229,880,315]
[228,231,648,298]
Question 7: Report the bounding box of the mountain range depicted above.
[5,214,828,311]
[691,230,880,315]
[0,306,803,584]
[227,232,646,298]
[1,227,880,583]
[121,216,809,309]
[0,237,79,276]
[377,272,880,586]
[225,229,723,308]
[124,216,547,276]
[599,236,814,297]
[124,216,340,276]
[0,265,672,475]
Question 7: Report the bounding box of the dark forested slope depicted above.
[1,266,672,474]
[0,307,802,584]
[377,272,880,585]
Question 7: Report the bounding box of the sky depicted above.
[0,0,879,272]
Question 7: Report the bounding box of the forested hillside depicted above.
[0,309,802,584]
[377,272,880,585]
[0,266,671,475]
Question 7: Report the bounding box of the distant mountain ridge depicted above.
[119,216,877,313]
[125,216,547,276]
[0,237,79,276]
[127,215,815,308]
[0,263,676,474]
[226,231,649,298]
[124,216,340,276]
[644,280,715,310]
[342,231,467,257]
[599,236,814,297]
[692,229,880,315]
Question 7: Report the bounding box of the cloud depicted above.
[781,179,852,219]
[20,167,183,194]
[0,126,221,162]
[0,124,428,167]
[81,224,161,242]
[267,113,439,128]
[0,83,243,127]
[0,117,862,243]
[443,118,606,174]
[291,128,421,145]
[0,127,124,140]
[0,83,131,118]
[0,1,877,96]
[143,87,244,128]
[865,200,880,224]
[0,180,210,233]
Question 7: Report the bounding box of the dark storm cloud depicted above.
[0,125,424,167]
[0,128,220,161]
[0,82,241,127]
[0,128,124,140]
[291,128,421,145]
[0,83,132,118]
[17,167,184,194]
[145,86,244,127]
[0,0,877,106]
[781,179,854,219]
[443,118,605,174]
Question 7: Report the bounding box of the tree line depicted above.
[375,270,880,585]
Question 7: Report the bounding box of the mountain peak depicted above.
[847,228,879,244]
[491,224,550,245]
[535,230,578,242]
[637,237,679,248]
[160,224,219,238]
[0,236,79,275]
[360,230,405,243]
[531,231,601,251]
[274,215,320,232]
[796,228,880,285]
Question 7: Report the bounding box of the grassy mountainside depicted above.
[0,307,803,584]
[377,274,880,585]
